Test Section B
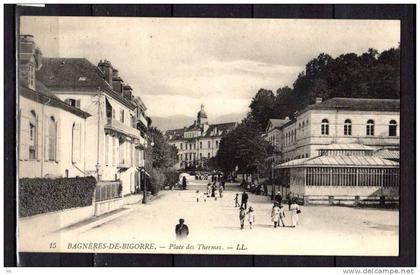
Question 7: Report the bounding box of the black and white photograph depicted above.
[16,14,403,257]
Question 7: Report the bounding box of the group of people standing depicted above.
[235,191,301,229]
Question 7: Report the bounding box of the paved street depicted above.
[56,180,399,256]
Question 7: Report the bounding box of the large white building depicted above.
[165,105,237,170]
[265,97,400,204]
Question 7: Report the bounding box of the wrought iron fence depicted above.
[95,181,122,202]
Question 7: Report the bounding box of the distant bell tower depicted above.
[197,104,208,126]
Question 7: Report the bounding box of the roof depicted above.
[165,122,237,140]
[275,155,399,169]
[20,80,91,118]
[317,144,375,151]
[265,118,290,133]
[302,97,400,113]
[203,122,237,137]
[36,58,136,109]
[373,148,400,160]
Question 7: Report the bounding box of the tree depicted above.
[216,116,273,181]
[249,89,277,131]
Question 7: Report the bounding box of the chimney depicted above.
[315,97,323,104]
[122,84,133,100]
[112,69,123,93]
[98,59,113,85]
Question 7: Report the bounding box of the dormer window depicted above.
[27,63,35,89]
[65,98,81,109]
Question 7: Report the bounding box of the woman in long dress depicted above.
[290,200,300,227]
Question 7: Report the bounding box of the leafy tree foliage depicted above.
[248,47,400,129]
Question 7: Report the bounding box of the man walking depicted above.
[241,191,249,210]
[274,191,283,205]
[182,176,187,190]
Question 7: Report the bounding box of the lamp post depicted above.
[271,162,275,200]
[142,140,154,204]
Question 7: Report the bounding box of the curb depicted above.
[64,208,133,235]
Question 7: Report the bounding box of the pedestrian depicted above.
[239,207,246,230]
[214,186,219,200]
[241,191,248,210]
[182,176,187,190]
[175,218,189,239]
[271,202,281,228]
[195,190,200,202]
[278,204,286,227]
[207,183,211,198]
[287,192,292,211]
[219,185,223,198]
[274,191,283,205]
[290,200,301,228]
[247,206,255,229]
[234,193,239,207]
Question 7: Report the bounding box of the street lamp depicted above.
[142,140,154,204]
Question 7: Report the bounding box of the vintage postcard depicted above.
[17,16,400,256]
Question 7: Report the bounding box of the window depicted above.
[389,120,397,136]
[180,143,183,150]
[366,119,374,136]
[216,140,219,148]
[200,153,202,159]
[130,114,135,128]
[321,119,329,135]
[208,153,210,159]
[120,109,125,123]
[208,141,211,148]
[28,63,35,88]
[65,98,81,108]
[48,116,57,161]
[189,144,192,150]
[29,111,37,160]
[344,119,352,136]
[200,142,202,149]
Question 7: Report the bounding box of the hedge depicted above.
[19,176,97,217]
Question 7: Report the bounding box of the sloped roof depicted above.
[37,58,136,109]
[20,80,91,118]
[204,122,237,137]
[265,118,290,133]
[373,148,400,160]
[275,155,399,168]
[303,97,400,113]
[317,143,375,151]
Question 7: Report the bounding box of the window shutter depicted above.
[76,99,81,109]
[36,115,42,160]
[55,120,61,162]
[19,111,30,161]
[44,115,49,161]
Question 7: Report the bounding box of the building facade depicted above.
[36,58,150,195]
[19,35,91,179]
[165,105,237,170]
[265,97,400,203]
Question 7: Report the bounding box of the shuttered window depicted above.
[48,116,57,161]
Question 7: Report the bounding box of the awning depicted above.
[275,155,399,169]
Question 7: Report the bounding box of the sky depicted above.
[20,17,400,119]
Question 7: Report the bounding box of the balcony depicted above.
[137,113,148,129]
[105,117,140,139]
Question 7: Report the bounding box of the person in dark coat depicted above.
[241,191,249,210]
[287,192,292,211]
[182,176,187,190]
[175,218,189,239]
[211,183,216,197]
[274,192,283,205]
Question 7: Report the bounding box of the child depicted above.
[196,190,200,202]
[214,187,219,200]
[219,185,223,198]
[247,206,255,229]
[234,193,239,207]
[271,202,280,228]
[239,207,246,229]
